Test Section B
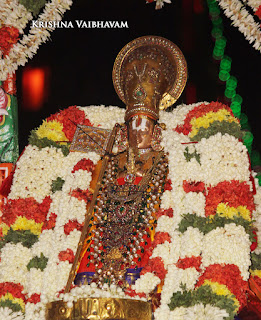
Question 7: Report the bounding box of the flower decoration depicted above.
[35,120,68,143]
[0,0,73,81]
[175,101,241,141]
[216,0,261,52]
[146,0,172,10]
[0,283,26,313]
[0,26,20,57]
[0,103,259,319]
[46,106,92,141]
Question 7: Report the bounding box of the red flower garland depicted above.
[155,208,174,219]
[47,106,92,141]
[0,282,26,302]
[125,288,146,298]
[175,102,235,136]
[196,264,248,309]
[58,248,75,264]
[1,196,52,226]
[70,188,92,203]
[205,180,255,217]
[0,170,14,197]
[42,213,57,231]
[64,220,83,235]
[153,232,171,247]
[27,293,41,304]
[164,179,172,191]
[72,158,95,173]
[0,26,19,56]
[141,257,167,280]
[176,256,202,272]
[183,180,205,193]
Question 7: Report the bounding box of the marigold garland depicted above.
[47,106,92,141]
[196,264,248,309]
[0,283,26,313]
[175,102,236,137]
[205,180,255,217]
[35,120,68,143]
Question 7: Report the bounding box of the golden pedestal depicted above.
[45,298,152,320]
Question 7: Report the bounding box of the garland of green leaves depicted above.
[168,284,237,320]
[178,213,255,242]
[29,130,70,156]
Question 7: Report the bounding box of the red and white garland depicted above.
[0,0,73,81]
[0,103,260,319]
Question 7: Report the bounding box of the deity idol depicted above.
[70,36,187,290]
[1,36,261,320]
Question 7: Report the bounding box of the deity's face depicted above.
[123,58,169,109]
[127,115,155,149]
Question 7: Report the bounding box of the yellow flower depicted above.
[216,203,251,221]
[0,223,10,236]
[1,293,25,312]
[35,120,68,142]
[203,280,240,310]
[1,217,43,236]
[190,109,237,138]
[250,270,261,278]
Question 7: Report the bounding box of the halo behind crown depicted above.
[112,35,188,111]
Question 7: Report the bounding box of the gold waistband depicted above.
[45,298,152,320]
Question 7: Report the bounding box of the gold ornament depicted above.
[112,35,188,121]
[45,298,152,320]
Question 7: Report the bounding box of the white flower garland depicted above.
[252,175,261,254]
[216,0,261,52]
[0,0,32,33]
[0,0,73,81]
[0,307,24,320]
[245,0,261,14]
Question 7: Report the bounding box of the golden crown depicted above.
[112,35,188,121]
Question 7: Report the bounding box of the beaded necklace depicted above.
[86,151,168,288]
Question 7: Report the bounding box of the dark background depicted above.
[16,0,261,154]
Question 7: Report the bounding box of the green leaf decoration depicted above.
[28,130,70,156]
[0,228,39,249]
[0,299,23,312]
[168,285,237,319]
[250,252,261,270]
[184,147,201,164]
[27,253,48,271]
[178,213,254,241]
[18,0,47,17]
[191,121,242,142]
[51,177,65,193]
